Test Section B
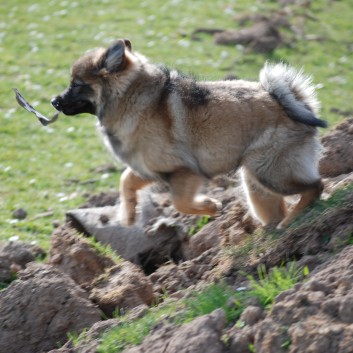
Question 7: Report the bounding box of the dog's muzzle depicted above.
[51,96,63,111]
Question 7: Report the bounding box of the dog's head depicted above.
[51,39,134,116]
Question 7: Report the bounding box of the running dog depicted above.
[52,39,326,229]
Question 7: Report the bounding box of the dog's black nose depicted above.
[51,96,63,111]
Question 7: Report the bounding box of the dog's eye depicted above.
[72,81,88,88]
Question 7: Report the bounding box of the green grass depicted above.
[86,235,123,264]
[1,0,353,250]
[288,183,353,229]
[97,262,304,353]
[67,329,88,349]
[246,263,308,308]
[0,272,17,291]
[97,283,240,353]
[97,301,179,353]
[188,215,211,236]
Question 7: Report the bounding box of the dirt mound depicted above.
[319,118,353,177]
[0,263,101,353]
[227,245,353,353]
[0,240,46,282]
[214,20,282,54]
[80,190,120,208]
[90,262,154,317]
[149,247,220,298]
[191,1,320,55]
[49,224,115,286]
[222,189,353,281]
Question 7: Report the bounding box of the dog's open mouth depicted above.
[13,88,61,126]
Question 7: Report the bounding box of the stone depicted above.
[240,305,263,326]
[12,208,27,220]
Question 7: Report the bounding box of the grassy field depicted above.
[1,0,352,250]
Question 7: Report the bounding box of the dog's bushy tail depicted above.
[259,62,327,128]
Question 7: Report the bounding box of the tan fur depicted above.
[52,39,325,228]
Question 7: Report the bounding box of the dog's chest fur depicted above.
[99,122,152,178]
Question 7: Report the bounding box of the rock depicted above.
[254,319,288,353]
[0,241,46,284]
[0,263,101,353]
[185,220,222,258]
[48,224,116,286]
[123,308,227,353]
[66,205,187,272]
[288,320,347,353]
[12,208,27,220]
[240,305,263,326]
[90,261,154,317]
[228,326,255,353]
[0,240,46,268]
[338,295,353,323]
[127,304,149,321]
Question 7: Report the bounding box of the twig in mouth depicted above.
[13,88,60,126]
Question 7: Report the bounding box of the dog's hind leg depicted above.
[169,168,222,216]
[276,180,323,229]
[119,167,153,226]
[241,168,286,227]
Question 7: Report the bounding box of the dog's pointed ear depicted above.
[124,39,132,51]
[103,39,127,72]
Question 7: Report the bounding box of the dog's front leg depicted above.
[169,168,222,216]
[119,167,152,226]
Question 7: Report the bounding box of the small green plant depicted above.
[97,300,179,353]
[67,329,88,348]
[347,233,353,245]
[188,215,210,236]
[0,282,9,291]
[248,343,256,352]
[235,319,246,329]
[181,283,242,323]
[247,263,307,308]
[85,235,123,264]
[0,272,17,291]
[281,338,292,350]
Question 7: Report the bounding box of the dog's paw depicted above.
[276,219,287,230]
[200,196,222,215]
